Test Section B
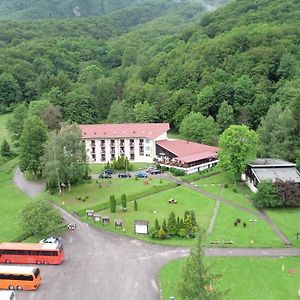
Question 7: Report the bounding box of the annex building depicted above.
[242,158,300,192]
[79,123,220,174]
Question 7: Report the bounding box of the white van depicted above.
[0,291,16,300]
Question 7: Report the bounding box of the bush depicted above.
[134,200,138,211]
[110,195,116,213]
[253,181,282,208]
[158,227,167,239]
[224,183,228,188]
[21,199,62,236]
[169,167,185,177]
[77,196,81,200]
[121,194,127,210]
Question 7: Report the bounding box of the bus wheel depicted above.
[5,259,11,263]
[16,286,23,290]
[8,285,15,290]
[36,261,42,265]
[43,261,49,265]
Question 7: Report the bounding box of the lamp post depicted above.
[249,219,258,245]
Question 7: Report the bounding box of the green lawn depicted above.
[195,172,254,209]
[0,158,32,242]
[53,177,175,213]
[88,162,151,174]
[0,113,11,145]
[266,208,300,247]
[207,203,282,248]
[160,257,300,300]
[167,130,183,140]
[87,186,215,246]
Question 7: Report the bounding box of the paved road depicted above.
[13,168,45,197]
[19,207,189,300]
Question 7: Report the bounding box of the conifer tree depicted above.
[110,195,116,213]
[177,230,224,299]
[0,139,11,158]
[155,218,160,231]
[134,200,138,211]
[121,194,127,210]
[167,211,177,236]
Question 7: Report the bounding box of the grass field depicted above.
[88,162,151,174]
[159,257,300,300]
[87,186,215,246]
[207,203,282,248]
[53,177,175,213]
[0,158,31,242]
[195,173,254,209]
[266,208,300,247]
[0,113,11,145]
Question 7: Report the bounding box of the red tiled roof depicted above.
[79,123,169,139]
[156,139,219,163]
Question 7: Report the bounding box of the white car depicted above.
[39,236,61,244]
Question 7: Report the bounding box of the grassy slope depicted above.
[0,158,31,242]
[160,257,300,300]
[87,186,215,246]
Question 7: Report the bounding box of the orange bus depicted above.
[0,243,64,265]
[0,266,41,291]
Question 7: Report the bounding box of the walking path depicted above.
[207,200,220,234]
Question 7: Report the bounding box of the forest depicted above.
[0,0,299,165]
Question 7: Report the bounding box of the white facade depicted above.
[84,137,161,163]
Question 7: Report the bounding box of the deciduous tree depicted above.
[219,125,258,180]
[19,116,48,175]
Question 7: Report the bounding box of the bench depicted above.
[223,240,234,245]
[209,240,220,245]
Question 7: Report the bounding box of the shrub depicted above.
[236,218,241,224]
[150,228,159,239]
[253,181,282,208]
[274,180,300,207]
[134,200,138,211]
[121,194,127,210]
[110,195,116,213]
[167,212,177,236]
[158,227,167,239]
[77,196,81,200]
[224,183,228,188]
[234,221,238,226]
[155,218,160,231]
[170,167,185,177]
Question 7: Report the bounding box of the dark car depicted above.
[99,172,112,179]
[118,173,132,178]
[149,169,162,175]
[135,171,148,178]
[103,169,115,175]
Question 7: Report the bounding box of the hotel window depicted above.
[130,153,135,160]
[101,139,105,146]
[130,139,134,146]
[92,154,96,162]
[101,154,106,162]
[111,154,115,161]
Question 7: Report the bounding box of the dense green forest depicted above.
[0,0,143,19]
[0,0,299,164]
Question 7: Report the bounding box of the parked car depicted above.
[99,172,112,179]
[118,173,132,178]
[39,236,61,244]
[135,171,148,178]
[145,166,156,173]
[103,169,115,175]
[149,169,162,175]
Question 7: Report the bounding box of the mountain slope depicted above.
[0,0,142,19]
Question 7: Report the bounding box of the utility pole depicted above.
[249,219,258,245]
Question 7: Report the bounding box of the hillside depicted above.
[0,0,142,19]
[0,0,299,163]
